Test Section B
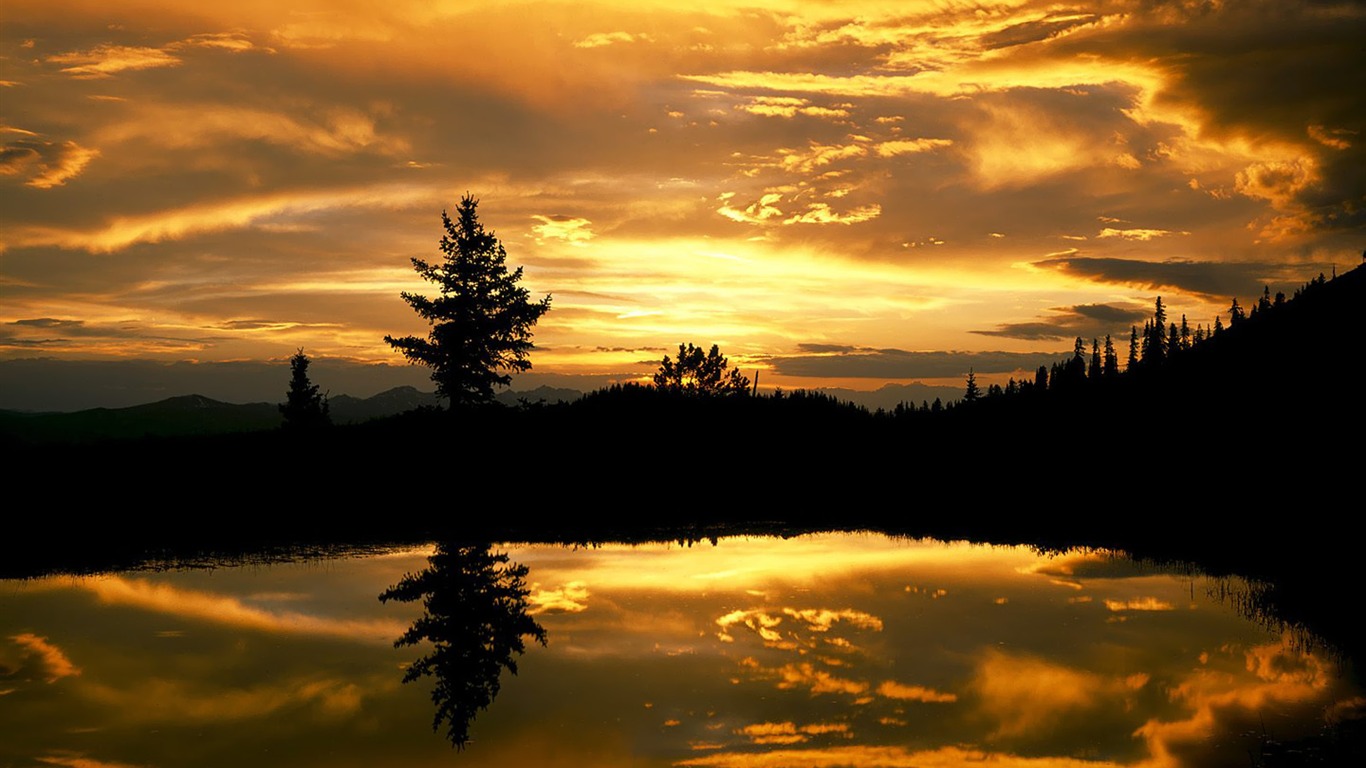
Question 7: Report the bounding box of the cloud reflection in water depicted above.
[0,534,1359,767]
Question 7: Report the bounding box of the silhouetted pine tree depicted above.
[963,369,981,402]
[1144,297,1167,365]
[384,195,552,408]
[280,348,330,430]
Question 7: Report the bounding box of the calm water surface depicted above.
[2,533,1360,767]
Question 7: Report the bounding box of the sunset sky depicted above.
[3,1,1363,407]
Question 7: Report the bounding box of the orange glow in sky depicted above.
[3,1,1362,401]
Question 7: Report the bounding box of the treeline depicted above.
[944,271,1338,412]
[556,267,1353,431]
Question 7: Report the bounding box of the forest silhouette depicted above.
[4,263,1363,590]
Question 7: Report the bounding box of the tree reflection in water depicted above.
[379,544,546,749]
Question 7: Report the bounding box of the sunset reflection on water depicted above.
[2,534,1359,767]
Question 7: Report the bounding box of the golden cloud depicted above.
[778,141,868,174]
[35,752,149,768]
[527,581,590,614]
[48,44,182,77]
[1244,641,1330,688]
[1102,597,1174,612]
[776,662,868,696]
[181,32,266,53]
[574,31,652,49]
[675,743,1123,767]
[971,649,1116,739]
[783,202,881,225]
[875,138,954,157]
[875,680,957,703]
[94,103,403,156]
[1096,228,1188,241]
[1307,124,1353,150]
[736,96,850,120]
[782,608,882,633]
[531,215,596,246]
[3,182,441,253]
[717,192,786,224]
[1235,158,1318,208]
[716,608,787,645]
[8,633,81,683]
[0,138,99,189]
[1134,640,1339,768]
[736,720,851,745]
[963,100,1124,189]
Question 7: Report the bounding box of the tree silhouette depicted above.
[279,348,329,429]
[379,545,547,749]
[653,343,751,396]
[963,368,981,402]
[1143,297,1167,365]
[1228,297,1246,327]
[385,195,552,407]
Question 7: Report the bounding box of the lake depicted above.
[3,532,1361,767]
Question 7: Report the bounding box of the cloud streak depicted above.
[76,576,406,644]
[768,348,1071,379]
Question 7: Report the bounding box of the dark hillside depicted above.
[945,265,1364,461]
[6,266,1362,578]
[0,395,280,442]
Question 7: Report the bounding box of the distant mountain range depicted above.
[0,378,961,443]
[0,384,607,443]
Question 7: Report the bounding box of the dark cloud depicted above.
[0,143,41,168]
[972,303,1148,340]
[972,323,1075,342]
[1070,304,1148,324]
[796,343,862,354]
[0,137,97,188]
[1054,0,1366,234]
[1028,552,1156,582]
[1033,256,1328,299]
[1,317,211,347]
[982,13,1102,49]
[766,348,1069,379]
[10,318,85,329]
[217,319,282,331]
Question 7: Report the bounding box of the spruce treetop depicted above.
[385,195,552,407]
